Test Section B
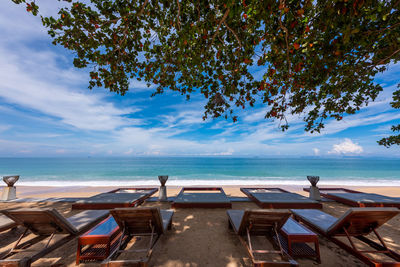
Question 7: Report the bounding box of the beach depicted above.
[0,185,399,266]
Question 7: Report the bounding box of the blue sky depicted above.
[1,2,400,158]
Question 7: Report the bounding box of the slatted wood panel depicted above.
[1,209,77,235]
[275,234,318,260]
[327,208,400,236]
[237,210,291,235]
[110,208,164,235]
[79,232,123,262]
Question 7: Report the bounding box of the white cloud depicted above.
[161,110,205,127]
[0,47,138,131]
[129,79,156,92]
[18,149,32,154]
[212,148,234,156]
[313,148,320,156]
[329,139,363,155]
[124,148,134,155]
[0,125,11,133]
[310,110,400,137]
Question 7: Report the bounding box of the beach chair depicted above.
[241,188,322,209]
[0,208,109,266]
[172,187,232,208]
[72,187,158,210]
[303,187,400,208]
[291,208,400,266]
[227,209,298,266]
[0,214,17,233]
[101,207,174,267]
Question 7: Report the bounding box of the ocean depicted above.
[0,157,399,187]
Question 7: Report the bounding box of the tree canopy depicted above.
[12,0,400,146]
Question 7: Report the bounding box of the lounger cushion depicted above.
[0,214,16,232]
[250,192,318,203]
[174,193,230,203]
[76,193,148,204]
[290,209,337,234]
[328,192,400,204]
[67,209,109,232]
[291,208,400,235]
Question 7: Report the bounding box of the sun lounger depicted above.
[101,207,174,267]
[291,208,400,266]
[303,187,400,208]
[172,187,232,208]
[241,188,322,209]
[227,209,298,266]
[0,208,109,266]
[72,187,158,210]
[0,214,17,233]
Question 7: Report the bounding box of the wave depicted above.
[18,178,400,187]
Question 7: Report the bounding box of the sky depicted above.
[0,2,400,158]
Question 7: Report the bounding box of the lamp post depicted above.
[1,175,19,201]
[158,175,168,202]
[307,176,321,201]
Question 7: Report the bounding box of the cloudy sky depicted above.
[1,2,400,158]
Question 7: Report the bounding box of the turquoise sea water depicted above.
[0,157,399,186]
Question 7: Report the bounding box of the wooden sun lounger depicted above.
[72,187,158,210]
[241,188,322,209]
[0,208,109,267]
[172,187,232,208]
[291,208,400,266]
[101,207,174,267]
[227,209,298,266]
[303,187,400,208]
[0,214,17,233]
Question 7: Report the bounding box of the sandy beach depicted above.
[0,185,399,266]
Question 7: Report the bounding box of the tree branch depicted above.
[366,22,400,35]
[176,0,181,30]
[373,48,400,66]
[278,0,291,75]
[224,21,242,47]
[210,8,230,48]
[138,0,148,17]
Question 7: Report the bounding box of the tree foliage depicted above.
[12,0,400,145]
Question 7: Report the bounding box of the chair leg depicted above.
[273,222,285,257]
[2,227,29,259]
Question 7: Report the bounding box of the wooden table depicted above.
[279,217,321,263]
[76,215,121,264]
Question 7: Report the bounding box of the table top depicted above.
[82,216,119,237]
[281,217,316,236]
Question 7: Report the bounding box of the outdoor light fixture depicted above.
[158,175,168,201]
[307,175,321,201]
[1,175,19,200]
